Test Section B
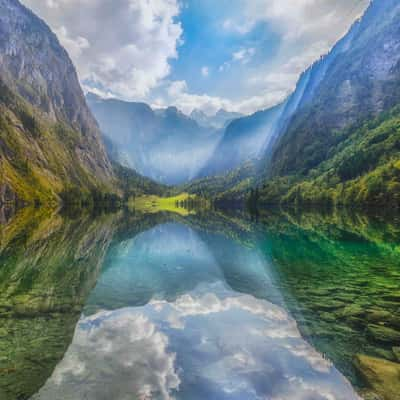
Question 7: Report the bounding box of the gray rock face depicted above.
[199,103,284,178]
[264,0,400,177]
[0,0,113,183]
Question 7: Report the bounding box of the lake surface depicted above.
[1,207,400,399]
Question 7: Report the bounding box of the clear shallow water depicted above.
[1,208,400,399]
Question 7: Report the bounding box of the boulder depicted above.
[367,324,400,343]
[393,347,400,362]
[354,354,400,400]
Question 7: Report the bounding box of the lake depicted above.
[1,207,399,400]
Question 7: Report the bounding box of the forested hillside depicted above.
[259,106,400,207]
[251,0,400,208]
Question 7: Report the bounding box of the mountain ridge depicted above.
[190,108,243,129]
[0,0,116,205]
[87,93,223,185]
[198,103,285,179]
[264,0,400,177]
[253,0,400,207]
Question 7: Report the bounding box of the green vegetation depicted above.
[256,106,400,208]
[59,186,122,213]
[128,193,208,216]
[0,79,117,207]
[1,203,400,399]
[257,208,400,396]
[0,79,171,210]
[0,208,118,400]
[113,161,169,199]
[180,161,255,206]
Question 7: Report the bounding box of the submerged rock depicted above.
[393,347,400,362]
[366,324,400,343]
[366,310,393,323]
[354,354,400,400]
[310,299,345,311]
[341,304,367,318]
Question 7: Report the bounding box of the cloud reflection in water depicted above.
[33,283,360,400]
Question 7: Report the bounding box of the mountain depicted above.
[249,0,400,207]
[198,103,284,178]
[190,108,243,129]
[263,0,400,178]
[0,0,115,205]
[87,94,222,185]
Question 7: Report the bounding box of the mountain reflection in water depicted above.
[1,207,400,400]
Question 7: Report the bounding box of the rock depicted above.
[366,310,393,324]
[0,0,114,196]
[341,304,367,318]
[310,299,345,311]
[354,354,400,400]
[358,389,384,400]
[393,347,400,362]
[319,312,337,323]
[0,184,16,205]
[347,316,367,329]
[381,292,400,302]
[367,324,400,343]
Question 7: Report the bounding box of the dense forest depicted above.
[257,106,400,208]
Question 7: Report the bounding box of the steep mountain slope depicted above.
[243,0,400,207]
[265,0,400,177]
[199,103,284,178]
[188,0,400,207]
[181,161,257,205]
[190,108,243,129]
[87,94,222,185]
[260,106,400,207]
[0,0,115,204]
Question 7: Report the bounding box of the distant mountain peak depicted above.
[87,96,223,185]
[190,108,244,129]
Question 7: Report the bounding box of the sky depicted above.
[22,0,369,115]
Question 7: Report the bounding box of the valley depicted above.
[1,0,400,399]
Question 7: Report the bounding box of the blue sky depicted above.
[24,0,369,115]
[169,0,280,97]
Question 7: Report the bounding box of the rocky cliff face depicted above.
[264,0,400,177]
[0,0,114,202]
[199,103,284,178]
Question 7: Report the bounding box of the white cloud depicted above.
[246,40,329,96]
[225,0,369,44]
[201,66,209,77]
[22,0,183,100]
[32,311,180,400]
[222,18,249,35]
[156,80,233,114]
[167,80,188,97]
[22,0,369,115]
[145,286,360,399]
[159,78,290,115]
[53,26,89,60]
[232,48,255,64]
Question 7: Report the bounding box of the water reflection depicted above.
[34,283,359,400]
[1,207,399,399]
[0,208,116,400]
[32,213,360,400]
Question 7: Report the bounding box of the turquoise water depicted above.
[1,209,400,399]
